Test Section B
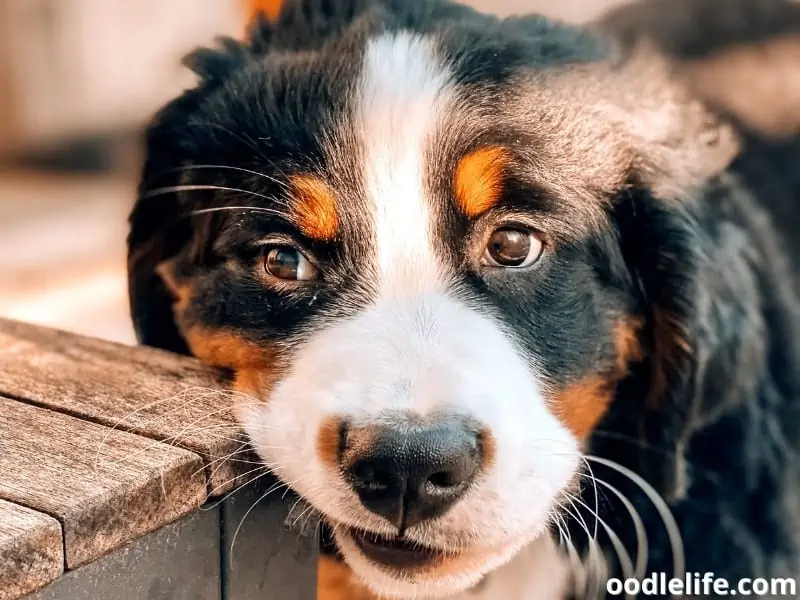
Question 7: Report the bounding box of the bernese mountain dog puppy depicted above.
[127,0,800,598]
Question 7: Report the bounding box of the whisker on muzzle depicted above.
[584,455,685,584]
[565,491,636,600]
[228,473,315,566]
[579,473,650,581]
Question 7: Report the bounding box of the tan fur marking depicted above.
[556,376,616,440]
[233,368,268,397]
[317,556,376,600]
[615,316,645,374]
[189,329,284,406]
[316,417,344,469]
[155,260,193,313]
[479,428,497,473]
[454,146,510,218]
[156,260,283,398]
[183,328,273,370]
[556,318,643,439]
[291,175,339,241]
[648,308,692,406]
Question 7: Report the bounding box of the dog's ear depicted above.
[127,84,212,354]
[600,44,741,199]
[598,0,800,140]
[127,175,191,354]
[603,187,703,501]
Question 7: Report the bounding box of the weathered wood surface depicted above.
[0,317,316,599]
[0,317,253,495]
[0,396,206,568]
[0,501,63,600]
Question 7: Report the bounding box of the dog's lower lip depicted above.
[351,529,443,569]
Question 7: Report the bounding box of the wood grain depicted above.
[0,396,206,568]
[0,317,255,495]
[0,500,63,600]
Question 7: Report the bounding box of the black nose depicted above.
[342,418,482,531]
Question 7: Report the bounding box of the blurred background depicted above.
[0,0,626,345]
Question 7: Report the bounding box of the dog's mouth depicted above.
[331,524,453,571]
[351,528,445,569]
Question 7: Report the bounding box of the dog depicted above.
[127,0,800,597]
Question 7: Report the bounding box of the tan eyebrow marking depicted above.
[453,146,511,218]
[290,175,339,241]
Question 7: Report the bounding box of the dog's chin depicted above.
[332,523,536,599]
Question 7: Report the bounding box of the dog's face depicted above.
[128,2,738,597]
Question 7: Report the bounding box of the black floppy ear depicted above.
[127,170,192,354]
[127,85,207,354]
[130,20,267,353]
[599,187,704,501]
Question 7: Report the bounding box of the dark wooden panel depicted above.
[223,477,318,600]
[24,508,221,600]
[0,317,251,495]
[0,500,63,600]
[0,396,206,569]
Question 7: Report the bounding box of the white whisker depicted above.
[227,473,312,567]
[160,164,291,189]
[565,491,635,599]
[581,473,650,579]
[585,455,685,587]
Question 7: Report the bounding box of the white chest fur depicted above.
[454,536,571,600]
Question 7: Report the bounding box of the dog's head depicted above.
[128,1,738,596]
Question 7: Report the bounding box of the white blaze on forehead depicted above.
[233,31,582,599]
[357,32,454,295]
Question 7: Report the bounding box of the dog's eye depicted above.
[264,247,318,281]
[482,228,544,268]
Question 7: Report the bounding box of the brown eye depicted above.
[482,228,544,268]
[264,247,318,281]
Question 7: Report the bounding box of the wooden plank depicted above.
[0,396,206,569]
[25,508,221,600]
[0,501,63,600]
[0,317,252,495]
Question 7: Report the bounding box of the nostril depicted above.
[427,470,462,489]
[424,453,479,496]
[349,460,394,493]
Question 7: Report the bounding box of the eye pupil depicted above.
[487,229,535,267]
[264,246,318,281]
[266,248,300,279]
